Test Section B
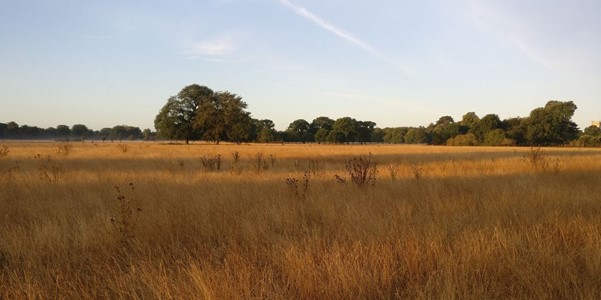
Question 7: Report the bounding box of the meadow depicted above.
[1,141,600,299]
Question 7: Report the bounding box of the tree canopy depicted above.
[154,84,214,144]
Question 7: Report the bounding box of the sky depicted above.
[1,0,600,131]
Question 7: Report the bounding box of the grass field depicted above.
[1,141,601,299]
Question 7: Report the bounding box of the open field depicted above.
[1,141,601,299]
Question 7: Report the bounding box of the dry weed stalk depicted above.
[345,153,378,186]
[231,151,240,164]
[34,154,62,182]
[253,152,269,173]
[524,146,559,174]
[57,142,73,156]
[117,144,129,153]
[0,145,10,158]
[334,174,346,184]
[269,154,276,168]
[3,161,21,180]
[308,159,324,177]
[112,183,142,248]
[411,166,423,180]
[387,164,399,181]
[285,172,310,199]
[201,154,222,171]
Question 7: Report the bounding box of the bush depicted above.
[447,133,478,146]
[576,135,601,147]
[483,129,506,146]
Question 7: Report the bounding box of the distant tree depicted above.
[155,84,214,144]
[574,125,601,147]
[0,123,6,139]
[278,130,291,143]
[5,122,19,139]
[383,127,408,144]
[326,129,347,144]
[447,133,478,146]
[111,125,127,140]
[525,101,579,145]
[71,124,89,140]
[428,116,460,145]
[371,127,385,143]
[356,120,376,144]
[501,117,527,145]
[287,119,311,143]
[310,116,335,142]
[194,91,252,144]
[18,125,42,139]
[404,127,429,144]
[483,129,508,146]
[254,119,277,143]
[124,126,142,140]
[460,112,480,133]
[44,127,57,139]
[310,116,335,131]
[471,114,501,143]
[583,125,601,137]
[330,117,358,144]
[224,102,253,144]
[436,116,454,126]
[99,128,112,141]
[314,128,330,144]
[142,129,154,141]
[56,125,70,138]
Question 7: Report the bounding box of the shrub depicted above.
[576,135,601,147]
[447,133,478,146]
[483,129,507,146]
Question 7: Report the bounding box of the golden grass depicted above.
[1,141,601,299]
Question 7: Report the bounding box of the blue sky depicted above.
[1,0,599,131]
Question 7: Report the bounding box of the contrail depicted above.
[279,0,377,54]
[279,0,409,73]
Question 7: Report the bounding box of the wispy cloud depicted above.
[192,37,236,56]
[279,0,410,74]
[183,35,237,60]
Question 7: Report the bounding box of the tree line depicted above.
[2,83,599,146]
[153,84,381,145]
[154,84,600,146]
[0,122,155,142]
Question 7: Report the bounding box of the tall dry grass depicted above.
[1,141,601,299]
